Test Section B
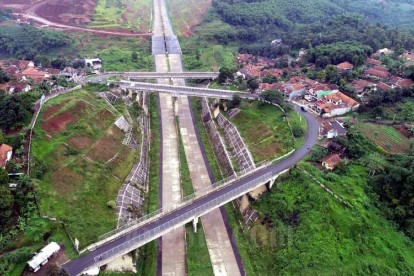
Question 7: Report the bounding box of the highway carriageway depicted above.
[62,105,319,276]
[118,81,258,99]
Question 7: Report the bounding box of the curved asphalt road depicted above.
[62,105,319,275]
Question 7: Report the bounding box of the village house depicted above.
[16,60,35,70]
[321,153,342,170]
[311,90,360,118]
[372,48,393,57]
[21,67,49,83]
[337,61,354,72]
[351,79,375,94]
[7,81,31,94]
[390,76,414,88]
[366,57,382,67]
[84,58,102,71]
[236,53,254,65]
[363,67,391,80]
[400,52,414,66]
[376,82,393,91]
[0,144,13,169]
[319,120,347,139]
[280,83,306,100]
[45,68,62,75]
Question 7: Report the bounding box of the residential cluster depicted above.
[235,49,414,118]
[0,58,103,94]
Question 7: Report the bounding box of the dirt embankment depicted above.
[34,0,97,26]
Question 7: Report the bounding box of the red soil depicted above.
[41,101,90,135]
[68,136,93,150]
[34,0,96,26]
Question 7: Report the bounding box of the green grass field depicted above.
[355,122,412,154]
[230,101,296,163]
[31,89,139,247]
[191,97,225,181]
[89,0,152,32]
[60,33,153,72]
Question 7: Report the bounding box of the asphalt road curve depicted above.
[62,105,318,276]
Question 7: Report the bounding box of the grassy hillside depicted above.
[31,89,139,246]
[230,163,414,274]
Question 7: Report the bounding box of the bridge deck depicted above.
[63,105,320,275]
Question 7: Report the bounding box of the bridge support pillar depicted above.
[193,217,199,233]
[268,175,279,189]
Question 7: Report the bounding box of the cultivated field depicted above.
[31,89,139,246]
[166,0,212,37]
[355,122,412,154]
[231,101,296,163]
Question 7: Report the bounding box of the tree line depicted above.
[0,25,70,60]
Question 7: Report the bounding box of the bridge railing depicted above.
[92,171,275,268]
[96,163,269,245]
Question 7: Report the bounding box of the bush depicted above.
[107,200,116,209]
[292,125,304,138]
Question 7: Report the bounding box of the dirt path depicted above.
[15,13,152,37]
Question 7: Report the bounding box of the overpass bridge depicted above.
[118,80,258,99]
[62,106,319,276]
[88,71,218,83]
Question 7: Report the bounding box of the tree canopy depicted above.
[0,92,38,132]
[369,155,414,238]
[0,26,70,60]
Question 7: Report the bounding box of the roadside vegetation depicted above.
[31,89,138,246]
[185,224,214,276]
[0,168,78,275]
[62,33,153,72]
[176,118,194,197]
[191,97,225,181]
[238,163,414,274]
[229,100,303,163]
[136,94,160,276]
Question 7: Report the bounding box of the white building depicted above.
[84,58,102,71]
[27,242,60,272]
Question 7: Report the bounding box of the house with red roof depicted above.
[376,82,393,91]
[7,82,31,94]
[337,61,353,72]
[352,80,375,94]
[321,153,342,170]
[390,76,414,88]
[0,144,13,168]
[364,68,391,80]
[22,67,49,83]
[16,60,34,70]
[366,58,382,67]
[312,90,360,118]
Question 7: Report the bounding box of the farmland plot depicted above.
[31,89,140,246]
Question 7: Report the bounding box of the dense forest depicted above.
[0,26,70,60]
[369,155,414,238]
[211,1,414,57]
[0,92,38,132]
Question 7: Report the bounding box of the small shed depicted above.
[27,242,60,272]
